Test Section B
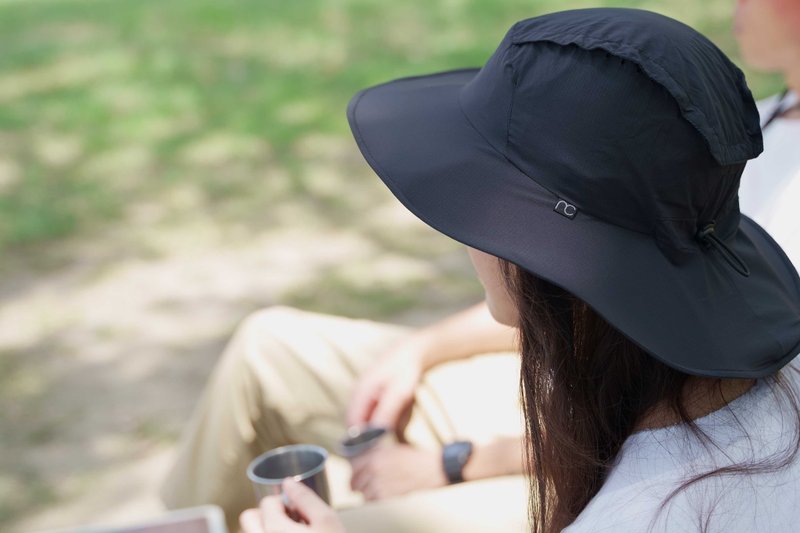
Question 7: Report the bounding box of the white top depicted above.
[564,364,800,532]
[739,91,800,267]
[564,93,800,532]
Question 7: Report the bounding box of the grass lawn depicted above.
[0,0,783,254]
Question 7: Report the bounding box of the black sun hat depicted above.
[346,8,800,378]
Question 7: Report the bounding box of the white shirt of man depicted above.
[739,90,800,267]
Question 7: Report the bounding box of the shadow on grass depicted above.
[0,0,783,256]
[0,328,231,527]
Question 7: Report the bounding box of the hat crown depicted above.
[458,8,763,260]
[346,8,800,378]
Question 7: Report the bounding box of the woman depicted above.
[240,8,800,533]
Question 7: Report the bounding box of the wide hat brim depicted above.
[347,68,800,378]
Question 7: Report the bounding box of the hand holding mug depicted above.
[240,478,345,533]
[346,338,426,438]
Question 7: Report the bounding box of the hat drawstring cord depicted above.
[696,222,751,277]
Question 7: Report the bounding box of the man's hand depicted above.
[346,339,426,436]
[346,301,517,437]
[240,479,345,533]
[349,443,448,501]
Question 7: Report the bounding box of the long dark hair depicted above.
[499,260,800,533]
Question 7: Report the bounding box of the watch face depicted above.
[444,441,473,484]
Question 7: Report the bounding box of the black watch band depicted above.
[442,440,473,484]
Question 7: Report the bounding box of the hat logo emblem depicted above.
[554,199,578,219]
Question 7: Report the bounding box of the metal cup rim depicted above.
[337,425,388,457]
[246,444,329,484]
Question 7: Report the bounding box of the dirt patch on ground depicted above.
[0,200,481,532]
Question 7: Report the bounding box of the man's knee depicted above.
[234,306,308,360]
[240,305,305,333]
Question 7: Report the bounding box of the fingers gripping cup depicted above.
[246,444,331,506]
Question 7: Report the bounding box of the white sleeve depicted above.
[562,475,798,533]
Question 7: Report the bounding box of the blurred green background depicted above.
[0,0,781,255]
[0,0,783,530]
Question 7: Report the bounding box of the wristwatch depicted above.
[442,440,474,484]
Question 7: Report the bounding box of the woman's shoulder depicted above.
[563,362,800,532]
[563,469,800,532]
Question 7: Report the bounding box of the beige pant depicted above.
[160,307,527,532]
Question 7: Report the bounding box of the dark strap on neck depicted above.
[761,88,800,130]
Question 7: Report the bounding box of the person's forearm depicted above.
[410,301,518,371]
[462,436,525,481]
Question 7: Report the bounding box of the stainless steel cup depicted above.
[337,425,389,458]
[246,444,330,504]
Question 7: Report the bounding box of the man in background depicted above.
[734,0,800,266]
